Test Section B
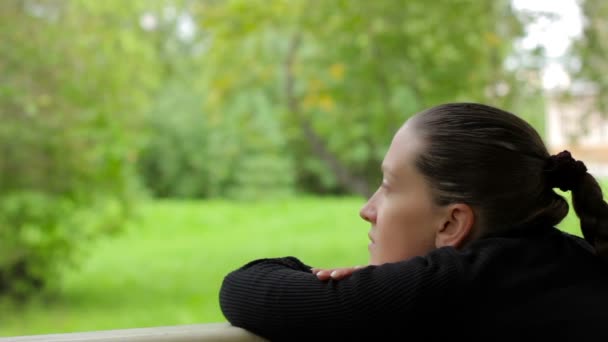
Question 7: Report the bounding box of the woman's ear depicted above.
[435,203,475,248]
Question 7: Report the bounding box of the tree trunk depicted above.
[283,34,371,197]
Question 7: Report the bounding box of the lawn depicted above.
[0,191,594,337]
[0,196,369,337]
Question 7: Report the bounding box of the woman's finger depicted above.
[331,265,368,279]
[314,265,368,280]
[316,270,333,281]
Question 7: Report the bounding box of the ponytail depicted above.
[545,150,608,259]
[572,174,608,260]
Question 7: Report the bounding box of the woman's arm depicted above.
[219,248,470,340]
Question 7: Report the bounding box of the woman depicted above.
[219,103,608,341]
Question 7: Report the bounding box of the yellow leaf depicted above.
[207,89,223,107]
[309,78,324,91]
[318,94,335,112]
[329,63,345,80]
[484,32,501,47]
[302,93,316,110]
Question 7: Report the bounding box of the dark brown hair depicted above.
[412,103,608,257]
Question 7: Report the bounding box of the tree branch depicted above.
[284,33,371,197]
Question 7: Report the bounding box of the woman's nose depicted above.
[359,200,377,223]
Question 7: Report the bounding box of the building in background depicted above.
[545,85,608,177]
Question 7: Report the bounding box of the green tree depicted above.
[134,1,295,200]
[138,80,210,198]
[0,0,161,297]
[197,0,542,197]
[569,0,608,113]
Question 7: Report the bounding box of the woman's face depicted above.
[360,121,447,265]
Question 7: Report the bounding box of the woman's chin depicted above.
[368,243,378,265]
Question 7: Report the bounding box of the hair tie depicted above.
[544,150,587,191]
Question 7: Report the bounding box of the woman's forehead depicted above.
[383,124,421,174]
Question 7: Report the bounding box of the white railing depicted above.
[0,323,267,342]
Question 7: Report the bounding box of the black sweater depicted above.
[219,226,608,341]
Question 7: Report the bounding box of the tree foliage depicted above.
[0,0,161,297]
[0,0,552,298]
[569,0,608,113]
[197,0,543,196]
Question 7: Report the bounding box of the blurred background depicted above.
[1,0,607,336]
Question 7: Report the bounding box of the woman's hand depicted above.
[311,265,366,281]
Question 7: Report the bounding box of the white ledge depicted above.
[0,323,267,342]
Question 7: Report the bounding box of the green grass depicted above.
[0,197,369,337]
[0,186,603,337]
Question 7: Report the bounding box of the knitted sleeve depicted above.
[219,247,470,340]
